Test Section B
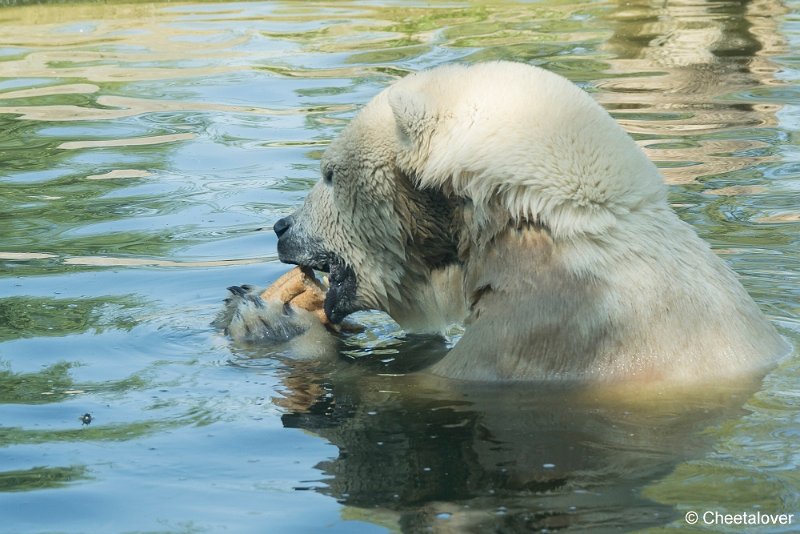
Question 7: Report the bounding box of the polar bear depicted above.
[257,61,787,382]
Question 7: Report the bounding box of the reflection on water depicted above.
[280,362,756,531]
[0,1,798,532]
[0,295,139,341]
[602,0,789,184]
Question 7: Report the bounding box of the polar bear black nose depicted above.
[273,216,293,238]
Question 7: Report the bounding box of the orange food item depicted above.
[260,266,328,324]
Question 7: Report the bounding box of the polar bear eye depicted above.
[323,168,334,185]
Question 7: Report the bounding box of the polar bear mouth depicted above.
[287,255,358,324]
[275,227,360,323]
[321,258,358,324]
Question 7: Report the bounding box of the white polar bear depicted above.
[255,61,788,383]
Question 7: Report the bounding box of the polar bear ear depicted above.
[388,87,437,146]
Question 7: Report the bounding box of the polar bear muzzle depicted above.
[274,215,327,271]
[274,215,360,324]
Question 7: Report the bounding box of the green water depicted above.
[1,1,799,532]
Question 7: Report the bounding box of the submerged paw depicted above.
[214,284,312,342]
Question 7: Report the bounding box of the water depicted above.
[1,1,799,532]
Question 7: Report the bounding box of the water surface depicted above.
[1,1,799,532]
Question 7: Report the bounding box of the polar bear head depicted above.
[276,62,664,326]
